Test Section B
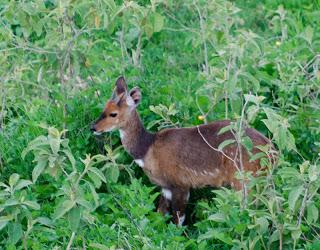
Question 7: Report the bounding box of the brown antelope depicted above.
[91,76,273,225]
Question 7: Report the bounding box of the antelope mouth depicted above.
[93,126,116,135]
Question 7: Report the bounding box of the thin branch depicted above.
[66,232,76,250]
[197,125,240,173]
[297,185,309,226]
[194,0,209,76]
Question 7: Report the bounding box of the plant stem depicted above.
[66,232,76,250]
[194,0,209,76]
[297,184,309,226]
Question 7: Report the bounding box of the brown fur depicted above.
[91,77,274,225]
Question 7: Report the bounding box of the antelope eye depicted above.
[110,113,118,118]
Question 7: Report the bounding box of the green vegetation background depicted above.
[0,0,319,249]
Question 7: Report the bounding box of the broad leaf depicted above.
[288,185,304,211]
[208,213,225,222]
[32,159,47,183]
[198,229,233,245]
[218,139,235,151]
[153,12,164,32]
[14,179,33,191]
[53,200,75,220]
[9,174,20,188]
[0,215,14,231]
[62,150,76,169]
[307,203,319,224]
[22,200,40,210]
[8,222,23,245]
[89,167,106,183]
[107,166,119,183]
[218,124,233,135]
[68,206,81,232]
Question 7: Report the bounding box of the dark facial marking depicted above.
[96,112,106,123]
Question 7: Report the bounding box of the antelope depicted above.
[91,76,274,225]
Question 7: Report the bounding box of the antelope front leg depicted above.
[171,187,190,226]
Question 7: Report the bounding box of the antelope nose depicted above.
[90,124,96,132]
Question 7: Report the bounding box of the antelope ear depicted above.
[114,76,128,96]
[127,87,141,106]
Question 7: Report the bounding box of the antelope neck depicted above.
[119,110,155,159]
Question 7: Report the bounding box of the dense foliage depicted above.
[0,0,319,249]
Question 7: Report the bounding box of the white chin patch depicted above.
[119,129,126,140]
[94,131,102,135]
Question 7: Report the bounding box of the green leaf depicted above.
[153,12,164,32]
[144,24,153,39]
[242,136,253,152]
[14,179,32,191]
[291,227,301,241]
[62,150,76,169]
[0,181,8,188]
[288,185,304,211]
[217,124,233,135]
[89,167,106,183]
[304,25,313,44]
[49,138,61,154]
[308,164,319,182]
[256,217,269,234]
[244,94,265,104]
[88,171,102,189]
[32,159,47,183]
[8,222,23,245]
[208,213,225,222]
[86,181,99,208]
[286,129,296,151]
[269,229,279,244]
[68,206,81,232]
[53,200,75,220]
[246,105,259,123]
[250,152,266,162]
[21,136,48,159]
[9,174,20,188]
[198,229,233,245]
[218,139,235,151]
[76,198,93,210]
[22,200,40,210]
[310,240,320,249]
[4,199,19,207]
[107,166,119,183]
[48,127,60,138]
[37,217,53,227]
[0,215,14,231]
[307,203,319,224]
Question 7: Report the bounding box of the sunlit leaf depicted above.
[68,206,81,232]
[53,200,75,220]
[288,185,304,211]
[32,159,47,183]
[218,139,235,151]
